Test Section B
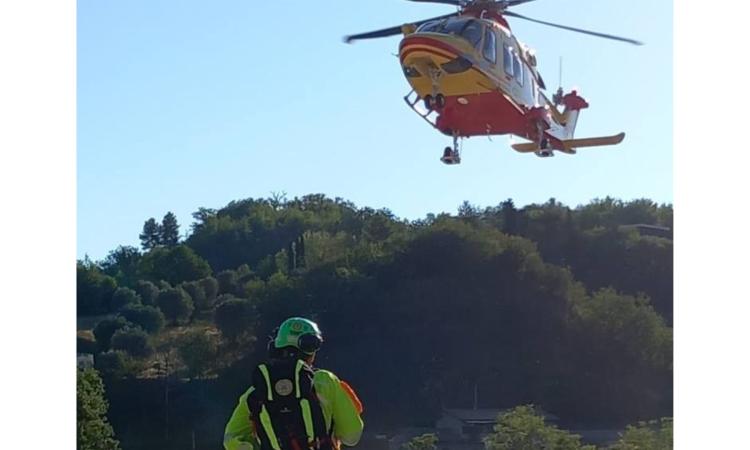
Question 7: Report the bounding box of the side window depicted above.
[513,55,523,85]
[503,46,513,76]
[483,29,496,63]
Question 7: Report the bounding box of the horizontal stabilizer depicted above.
[560,132,625,151]
[511,132,625,154]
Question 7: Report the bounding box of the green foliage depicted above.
[176,329,220,378]
[78,262,118,316]
[138,245,212,285]
[157,287,195,325]
[81,194,674,433]
[160,211,180,246]
[565,289,673,421]
[214,296,256,341]
[94,350,129,380]
[402,434,438,450]
[118,304,165,334]
[609,418,673,450]
[139,218,161,251]
[77,367,121,450]
[110,287,141,312]
[216,269,239,296]
[134,280,160,306]
[93,316,131,352]
[180,280,208,311]
[111,326,153,358]
[484,406,594,450]
[199,276,219,307]
[99,246,142,288]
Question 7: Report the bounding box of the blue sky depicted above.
[77,0,672,260]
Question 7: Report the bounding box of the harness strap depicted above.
[259,404,281,450]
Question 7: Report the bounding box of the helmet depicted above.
[273,317,323,355]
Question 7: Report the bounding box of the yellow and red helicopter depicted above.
[344,0,642,164]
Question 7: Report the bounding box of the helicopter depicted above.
[344,0,642,164]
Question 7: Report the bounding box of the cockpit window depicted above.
[416,18,484,50]
[417,21,442,33]
[460,20,483,48]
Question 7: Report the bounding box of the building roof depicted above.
[442,408,560,424]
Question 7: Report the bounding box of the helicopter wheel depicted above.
[424,95,434,110]
[435,94,446,109]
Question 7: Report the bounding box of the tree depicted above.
[94,350,129,380]
[402,434,438,450]
[77,367,121,450]
[110,287,141,312]
[216,269,239,295]
[610,418,672,450]
[77,262,117,316]
[157,287,195,325]
[180,281,207,311]
[177,329,220,378]
[99,246,142,287]
[93,316,131,352]
[118,304,165,334]
[139,218,161,251]
[134,280,160,306]
[484,406,594,450]
[138,245,212,285]
[214,296,256,341]
[160,211,180,246]
[199,277,219,307]
[111,326,153,358]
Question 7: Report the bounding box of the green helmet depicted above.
[273,317,323,355]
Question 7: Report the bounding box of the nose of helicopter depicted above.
[399,33,463,67]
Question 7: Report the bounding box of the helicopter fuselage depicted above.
[398,14,577,147]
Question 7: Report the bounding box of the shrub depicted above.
[157,287,195,325]
[180,281,208,311]
[484,405,594,450]
[110,287,141,311]
[610,418,673,450]
[111,326,153,358]
[177,329,220,378]
[216,270,238,295]
[134,280,160,306]
[402,434,438,450]
[94,350,128,380]
[199,277,219,305]
[118,304,165,334]
[93,316,131,352]
[214,296,256,341]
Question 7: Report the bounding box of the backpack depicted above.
[247,358,333,450]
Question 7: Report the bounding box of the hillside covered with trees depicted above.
[77,194,673,450]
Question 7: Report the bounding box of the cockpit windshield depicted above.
[416,18,484,49]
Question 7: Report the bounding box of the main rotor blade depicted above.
[503,10,643,45]
[504,0,540,6]
[406,0,463,5]
[344,13,459,43]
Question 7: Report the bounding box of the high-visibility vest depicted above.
[247,359,333,450]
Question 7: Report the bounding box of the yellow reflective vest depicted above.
[224,369,364,450]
